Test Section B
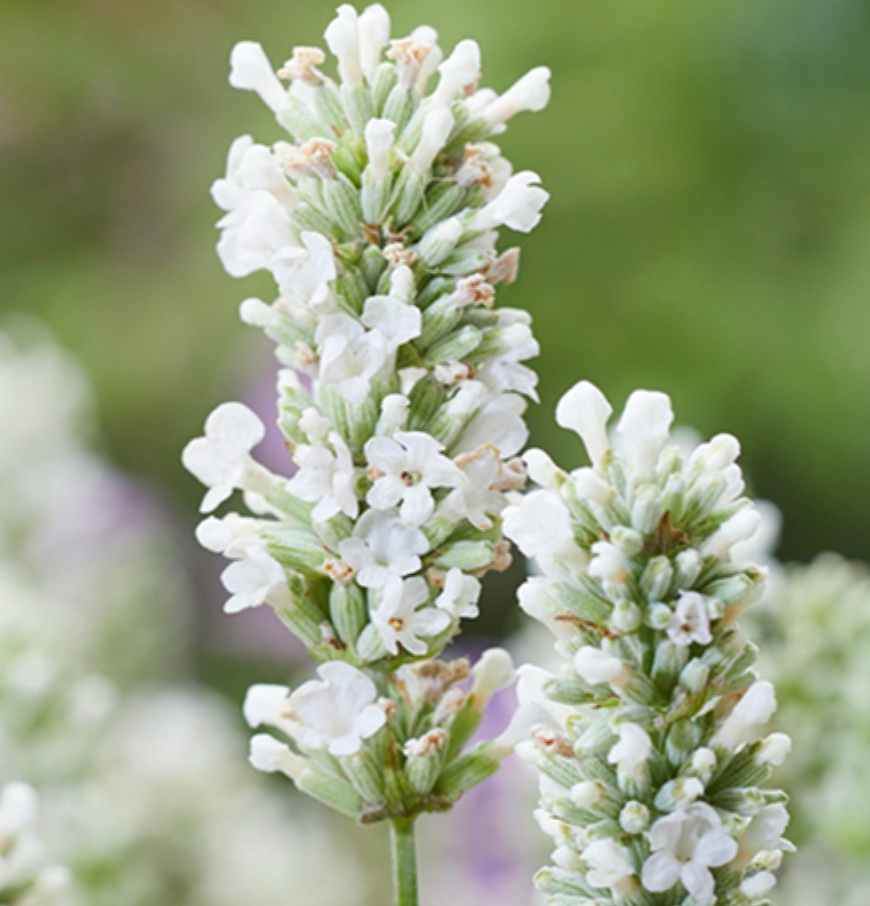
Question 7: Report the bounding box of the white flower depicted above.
[316,314,390,404]
[325,4,364,86]
[608,723,652,780]
[575,647,626,686]
[503,489,577,562]
[616,389,674,477]
[371,577,450,656]
[435,568,481,619]
[642,803,738,904]
[430,39,481,108]
[358,4,391,80]
[229,42,291,114]
[480,66,552,127]
[468,171,549,233]
[667,591,713,647]
[704,507,762,558]
[410,107,454,174]
[244,683,293,730]
[289,662,387,756]
[555,381,613,467]
[195,513,260,556]
[360,291,422,349]
[471,647,515,703]
[182,402,266,512]
[442,445,504,530]
[220,545,285,613]
[475,322,540,399]
[248,734,306,780]
[364,118,395,178]
[338,509,428,588]
[271,231,336,310]
[583,838,635,897]
[738,804,790,859]
[715,680,777,750]
[365,431,461,526]
[589,540,630,588]
[286,431,359,522]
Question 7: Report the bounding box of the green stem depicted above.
[390,817,419,906]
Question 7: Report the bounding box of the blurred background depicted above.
[1,0,869,902]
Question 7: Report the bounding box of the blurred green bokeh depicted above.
[2,0,869,568]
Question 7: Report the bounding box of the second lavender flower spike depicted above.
[505,382,792,906]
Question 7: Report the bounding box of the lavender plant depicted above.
[503,382,792,906]
[182,5,550,901]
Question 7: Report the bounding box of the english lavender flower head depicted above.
[183,4,550,826]
[504,382,792,906]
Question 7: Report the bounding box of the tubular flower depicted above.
[505,382,791,906]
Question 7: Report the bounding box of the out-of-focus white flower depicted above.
[366,432,461,527]
[642,803,738,903]
[338,510,429,589]
[371,577,450,656]
[182,402,266,512]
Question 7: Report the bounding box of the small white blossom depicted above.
[443,445,506,530]
[286,431,359,522]
[608,723,652,780]
[435,568,482,620]
[182,402,266,512]
[371,577,450,656]
[555,380,613,467]
[364,118,395,178]
[616,389,674,478]
[220,545,285,613]
[271,231,336,310]
[715,680,777,750]
[410,107,454,174]
[503,490,576,562]
[366,431,461,526]
[316,314,390,404]
[481,66,552,127]
[583,838,636,897]
[468,171,549,233]
[249,734,306,780]
[642,803,738,903]
[229,42,291,114]
[575,647,626,686]
[430,39,481,107]
[667,591,713,647]
[470,647,515,703]
[288,662,387,756]
[338,509,428,588]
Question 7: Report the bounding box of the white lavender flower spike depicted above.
[505,381,791,906]
[184,6,551,896]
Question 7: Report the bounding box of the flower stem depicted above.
[390,817,419,906]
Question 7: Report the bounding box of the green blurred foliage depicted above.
[2,0,869,566]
